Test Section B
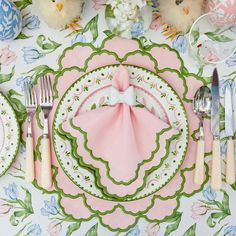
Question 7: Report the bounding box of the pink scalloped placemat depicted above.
[22,36,213,231]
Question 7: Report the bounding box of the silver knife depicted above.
[225,82,235,184]
[211,68,222,190]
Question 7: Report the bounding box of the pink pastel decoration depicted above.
[206,0,236,26]
[0,45,17,66]
[23,36,212,231]
[60,66,179,198]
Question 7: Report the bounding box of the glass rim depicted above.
[188,11,236,64]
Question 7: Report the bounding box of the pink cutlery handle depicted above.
[41,138,52,189]
[194,139,205,185]
[211,139,222,190]
[226,139,235,184]
[25,136,35,182]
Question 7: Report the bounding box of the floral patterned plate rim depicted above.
[52,64,189,201]
[0,92,20,177]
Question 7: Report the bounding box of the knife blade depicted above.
[225,82,235,184]
[211,68,222,190]
[211,68,220,138]
[225,82,234,137]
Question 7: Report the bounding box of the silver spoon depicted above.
[193,86,212,185]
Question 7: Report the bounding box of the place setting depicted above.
[0,0,236,234]
[189,9,236,189]
[18,49,235,231]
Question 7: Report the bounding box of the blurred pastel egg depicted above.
[0,0,22,41]
[206,0,236,27]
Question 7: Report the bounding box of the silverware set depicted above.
[24,75,53,189]
[193,68,235,190]
[193,86,211,185]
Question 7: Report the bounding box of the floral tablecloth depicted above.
[0,1,236,235]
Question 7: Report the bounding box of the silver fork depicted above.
[24,82,37,182]
[40,75,53,189]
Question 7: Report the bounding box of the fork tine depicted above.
[25,82,30,106]
[43,75,48,103]
[29,83,33,105]
[47,75,53,103]
[23,82,28,106]
[44,75,50,103]
[31,84,37,106]
[40,77,43,103]
[40,75,54,105]
[40,76,45,104]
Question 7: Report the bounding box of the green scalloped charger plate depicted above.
[52,64,189,201]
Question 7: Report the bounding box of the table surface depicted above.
[0,1,236,236]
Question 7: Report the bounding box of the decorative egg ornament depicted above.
[0,0,22,41]
[206,0,236,27]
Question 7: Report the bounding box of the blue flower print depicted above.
[27,224,42,236]
[4,183,19,200]
[172,35,188,53]
[126,225,140,236]
[22,47,44,64]
[71,33,86,45]
[202,186,216,201]
[16,76,31,91]
[224,226,236,236]
[40,196,59,216]
[226,52,236,67]
[23,15,40,30]
[131,22,145,38]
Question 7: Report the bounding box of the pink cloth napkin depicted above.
[59,66,180,199]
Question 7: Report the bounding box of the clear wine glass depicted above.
[189,11,236,75]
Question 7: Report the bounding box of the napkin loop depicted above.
[109,86,135,106]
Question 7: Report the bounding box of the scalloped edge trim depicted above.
[0,92,20,177]
[58,121,181,200]
[31,163,209,232]
[52,64,189,201]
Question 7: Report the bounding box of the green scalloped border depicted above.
[70,122,177,186]
[52,64,189,201]
[31,36,209,232]
[58,122,181,200]
[56,34,206,85]
[0,92,20,177]
[44,162,209,233]
[54,49,158,99]
[54,48,206,105]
